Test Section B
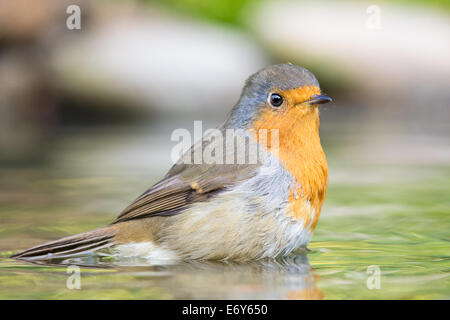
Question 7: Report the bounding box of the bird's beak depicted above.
[305,94,332,106]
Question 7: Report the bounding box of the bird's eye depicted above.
[269,93,283,107]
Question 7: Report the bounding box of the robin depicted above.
[12,64,332,263]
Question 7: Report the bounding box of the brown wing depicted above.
[113,128,261,224]
[112,162,259,224]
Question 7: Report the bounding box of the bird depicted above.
[12,64,332,263]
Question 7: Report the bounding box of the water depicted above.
[0,123,448,299]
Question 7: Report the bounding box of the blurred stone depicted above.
[249,0,450,130]
[0,0,57,43]
[0,51,56,163]
[50,3,268,116]
[250,1,450,89]
[0,0,89,44]
[0,1,268,163]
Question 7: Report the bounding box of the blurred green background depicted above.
[0,0,448,299]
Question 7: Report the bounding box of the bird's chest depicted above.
[234,155,324,256]
[251,109,328,232]
[278,133,328,231]
[264,199,317,256]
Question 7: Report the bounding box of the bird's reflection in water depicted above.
[169,254,323,300]
[21,252,323,299]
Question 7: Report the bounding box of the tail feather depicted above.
[11,226,117,261]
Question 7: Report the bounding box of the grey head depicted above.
[224,64,320,129]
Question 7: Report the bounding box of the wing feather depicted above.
[113,164,258,223]
[113,130,260,224]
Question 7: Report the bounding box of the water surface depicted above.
[0,123,448,299]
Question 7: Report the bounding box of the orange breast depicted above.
[250,86,328,231]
